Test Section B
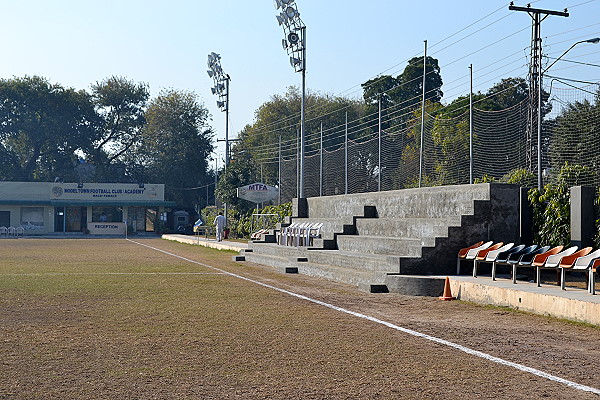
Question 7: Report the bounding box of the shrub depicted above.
[528,163,591,246]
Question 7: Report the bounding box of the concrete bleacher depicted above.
[239,183,521,293]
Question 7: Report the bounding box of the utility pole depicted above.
[509,3,568,189]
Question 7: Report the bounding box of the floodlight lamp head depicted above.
[277,11,288,26]
[290,56,301,68]
[211,87,218,95]
[207,70,214,78]
[282,38,288,49]
[285,6,297,19]
[217,100,225,109]
[281,0,293,5]
[287,31,300,45]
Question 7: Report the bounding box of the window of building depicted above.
[126,207,158,232]
[20,207,44,230]
[92,207,122,223]
[0,211,10,227]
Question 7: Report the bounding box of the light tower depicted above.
[274,0,306,198]
[207,52,231,225]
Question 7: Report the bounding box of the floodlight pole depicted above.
[299,26,306,199]
[224,75,230,168]
[274,1,306,196]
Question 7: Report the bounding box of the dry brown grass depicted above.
[1,238,599,399]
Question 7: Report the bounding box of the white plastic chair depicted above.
[306,222,323,247]
[561,248,600,292]
[473,243,514,278]
[15,226,24,238]
[278,222,298,246]
[292,223,309,246]
[457,241,493,275]
[0,226,7,237]
[7,226,16,238]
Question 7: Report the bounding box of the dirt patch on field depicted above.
[1,238,599,399]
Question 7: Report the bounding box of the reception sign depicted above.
[87,222,127,235]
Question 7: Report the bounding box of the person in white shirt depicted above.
[213,212,226,241]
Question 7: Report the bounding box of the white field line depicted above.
[128,239,600,395]
[1,272,226,276]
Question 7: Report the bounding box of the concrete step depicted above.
[303,250,401,273]
[242,252,300,274]
[296,261,390,290]
[304,204,377,220]
[355,217,460,238]
[336,235,435,257]
[247,243,306,258]
[310,238,337,249]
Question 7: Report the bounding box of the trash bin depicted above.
[224,228,230,239]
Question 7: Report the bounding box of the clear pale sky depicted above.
[1,1,599,165]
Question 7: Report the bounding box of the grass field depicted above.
[1,238,599,399]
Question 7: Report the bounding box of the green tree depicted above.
[361,56,444,133]
[235,87,363,195]
[215,153,257,214]
[429,77,542,185]
[136,89,214,210]
[528,163,593,246]
[0,76,99,181]
[89,76,150,181]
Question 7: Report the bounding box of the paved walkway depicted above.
[161,234,248,252]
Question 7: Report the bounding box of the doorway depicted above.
[54,207,65,232]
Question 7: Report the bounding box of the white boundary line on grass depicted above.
[2,272,226,276]
[128,239,600,395]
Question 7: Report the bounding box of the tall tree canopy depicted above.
[232,87,363,187]
[135,89,214,209]
[362,57,443,110]
[89,76,150,181]
[0,76,99,181]
[361,56,443,134]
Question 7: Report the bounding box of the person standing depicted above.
[213,212,226,242]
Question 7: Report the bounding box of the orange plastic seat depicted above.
[475,242,504,261]
[558,247,593,269]
[457,241,484,259]
[531,246,564,268]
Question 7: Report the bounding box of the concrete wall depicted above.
[299,184,496,219]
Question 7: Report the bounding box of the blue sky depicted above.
[1,1,599,165]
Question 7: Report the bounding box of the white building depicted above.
[0,182,175,235]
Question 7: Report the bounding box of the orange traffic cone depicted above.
[439,276,456,301]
